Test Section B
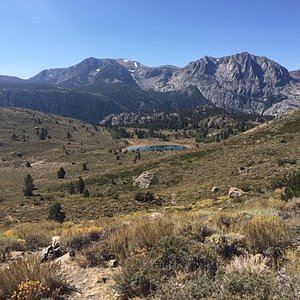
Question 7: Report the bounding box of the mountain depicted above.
[29,57,139,88]
[290,70,300,82]
[0,52,299,122]
[146,52,298,115]
[0,75,26,87]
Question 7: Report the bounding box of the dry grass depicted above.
[0,255,63,299]
[226,254,269,274]
[106,216,174,261]
[243,216,292,253]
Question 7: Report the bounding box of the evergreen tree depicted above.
[24,174,34,197]
[68,182,75,194]
[48,202,66,223]
[77,177,85,194]
[57,167,66,179]
[39,128,46,140]
[82,162,88,171]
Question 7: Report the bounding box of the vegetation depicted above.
[0,255,66,300]
[23,174,34,197]
[48,202,66,223]
[0,107,300,299]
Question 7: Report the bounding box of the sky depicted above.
[0,0,300,79]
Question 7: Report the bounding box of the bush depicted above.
[151,235,220,277]
[114,256,161,299]
[80,241,115,267]
[83,189,90,198]
[135,192,163,205]
[153,272,216,300]
[243,216,291,254]
[221,271,279,300]
[23,174,34,197]
[48,202,66,223]
[57,167,66,179]
[0,255,66,300]
[281,172,300,201]
[106,217,173,261]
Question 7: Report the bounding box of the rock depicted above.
[133,171,154,189]
[211,186,219,193]
[228,187,245,198]
[57,253,71,263]
[107,259,118,268]
[149,212,162,219]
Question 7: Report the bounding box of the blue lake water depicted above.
[126,144,188,152]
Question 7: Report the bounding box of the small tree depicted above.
[69,182,75,194]
[48,202,66,223]
[24,174,34,197]
[136,150,141,160]
[77,177,85,194]
[83,189,90,198]
[57,167,66,179]
[39,128,47,140]
[82,163,88,171]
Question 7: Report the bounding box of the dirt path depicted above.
[59,255,119,300]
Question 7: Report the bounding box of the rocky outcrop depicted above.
[228,187,245,198]
[133,171,154,189]
[151,52,298,115]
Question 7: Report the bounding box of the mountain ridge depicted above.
[0,52,299,121]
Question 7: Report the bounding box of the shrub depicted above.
[243,216,291,254]
[14,221,60,250]
[48,202,66,223]
[80,241,115,267]
[23,174,34,197]
[135,192,163,205]
[114,256,161,299]
[153,272,216,300]
[208,233,247,259]
[0,255,65,300]
[77,177,85,194]
[221,270,279,300]
[226,254,269,274]
[57,167,66,179]
[68,183,75,194]
[107,217,173,261]
[151,235,189,275]
[150,235,220,277]
[83,189,90,198]
[281,172,300,201]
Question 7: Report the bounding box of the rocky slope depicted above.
[145,53,299,115]
[0,53,299,121]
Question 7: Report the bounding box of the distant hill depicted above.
[0,52,299,122]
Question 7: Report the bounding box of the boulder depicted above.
[228,187,245,198]
[211,186,220,193]
[133,171,154,189]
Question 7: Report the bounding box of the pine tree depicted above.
[24,174,34,197]
[57,167,66,179]
[82,162,88,171]
[69,182,75,194]
[77,177,85,194]
[48,202,66,223]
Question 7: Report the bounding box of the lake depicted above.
[126,144,188,152]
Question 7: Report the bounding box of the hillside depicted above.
[0,107,299,223]
[0,108,300,299]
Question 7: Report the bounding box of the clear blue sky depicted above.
[1,0,300,79]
